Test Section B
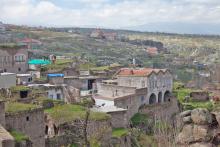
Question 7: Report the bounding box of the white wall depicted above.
[47,88,63,100]
[94,98,114,107]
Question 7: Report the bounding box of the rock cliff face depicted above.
[176,108,220,147]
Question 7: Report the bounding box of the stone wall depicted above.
[0,48,28,74]
[0,101,5,127]
[139,97,179,122]
[64,78,83,89]
[48,77,64,85]
[114,95,139,120]
[45,117,112,147]
[108,111,128,128]
[5,108,45,147]
[190,91,209,101]
[0,124,14,147]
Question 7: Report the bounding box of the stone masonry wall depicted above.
[45,118,112,147]
[108,111,128,128]
[0,101,5,127]
[5,108,45,147]
[139,97,179,122]
[115,95,139,120]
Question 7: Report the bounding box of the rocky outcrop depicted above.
[176,108,220,147]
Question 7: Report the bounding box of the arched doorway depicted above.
[149,93,157,104]
[158,92,162,103]
[164,91,171,102]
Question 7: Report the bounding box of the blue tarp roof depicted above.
[47,74,64,77]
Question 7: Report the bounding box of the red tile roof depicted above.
[117,68,167,76]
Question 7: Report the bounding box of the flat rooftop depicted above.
[93,93,135,101]
[91,105,127,113]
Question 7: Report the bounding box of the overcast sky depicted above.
[1,0,220,33]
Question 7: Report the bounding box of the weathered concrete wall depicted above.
[108,111,128,128]
[0,124,14,147]
[139,97,179,122]
[0,73,16,89]
[5,109,45,147]
[0,101,5,127]
[114,95,139,120]
[64,78,83,89]
[48,77,64,85]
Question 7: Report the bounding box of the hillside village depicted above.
[0,21,220,147]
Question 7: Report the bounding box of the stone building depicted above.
[5,107,45,147]
[115,68,173,104]
[93,68,173,119]
[0,45,28,73]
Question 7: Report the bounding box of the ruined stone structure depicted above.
[0,45,28,74]
[5,108,45,147]
[190,91,209,101]
[45,114,112,147]
[0,101,5,128]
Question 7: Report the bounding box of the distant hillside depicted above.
[127,22,220,35]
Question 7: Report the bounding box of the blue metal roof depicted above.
[47,73,64,77]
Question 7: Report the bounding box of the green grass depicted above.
[130,113,149,126]
[10,86,29,92]
[10,130,29,142]
[173,83,213,111]
[45,59,73,71]
[45,104,110,124]
[183,101,213,111]
[90,66,110,71]
[79,63,96,70]
[138,134,157,147]
[174,88,193,103]
[5,102,39,113]
[112,128,129,138]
